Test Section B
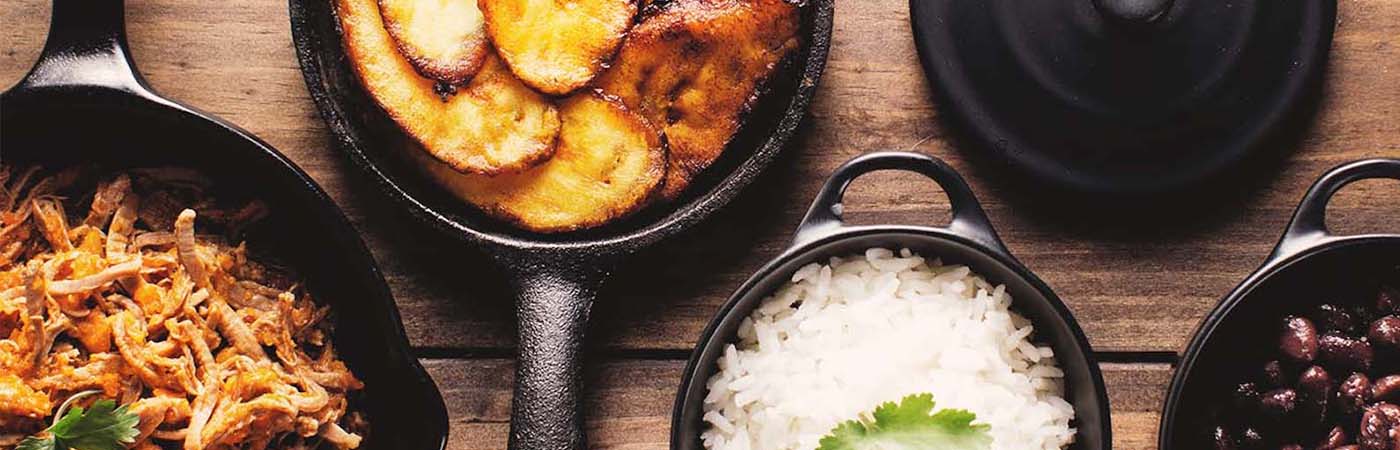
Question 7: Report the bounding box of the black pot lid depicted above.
[910,0,1337,196]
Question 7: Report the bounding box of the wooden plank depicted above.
[2,0,1399,355]
[422,358,1173,450]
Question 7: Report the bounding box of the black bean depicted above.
[1338,373,1374,417]
[1369,316,1400,351]
[1358,404,1399,450]
[1298,366,1333,426]
[1264,360,1293,388]
[1373,375,1400,403]
[1317,425,1349,449]
[1262,388,1300,421]
[1282,316,1321,363]
[1317,304,1362,335]
[1239,427,1268,450]
[1359,411,1388,450]
[1212,425,1236,450]
[1299,366,1334,400]
[1375,403,1400,423]
[1379,287,1399,315]
[1319,334,1375,373]
[1235,382,1263,413]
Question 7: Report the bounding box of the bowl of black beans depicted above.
[1160,158,1400,450]
[1235,286,1400,449]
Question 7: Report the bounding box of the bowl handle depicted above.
[14,0,149,94]
[792,151,1011,257]
[1270,158,1400,262]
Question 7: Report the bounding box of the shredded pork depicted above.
[0,166,367,449]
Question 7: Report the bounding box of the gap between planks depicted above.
[412,347,1181,364]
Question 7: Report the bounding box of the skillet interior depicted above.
[290,0,833,248]
[1161,238,1400,448]
[674,228,1110,450]
[0,89,449,450]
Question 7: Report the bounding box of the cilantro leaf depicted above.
[16,391,139,450]
[817,393,993,450]
[15,434,55,450]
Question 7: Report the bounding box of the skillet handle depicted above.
[1270,158,1400,261]
[793,151,1011,257]
[499,251,614,450]
[15,0,148,93]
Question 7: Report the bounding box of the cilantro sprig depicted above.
[16,390,140,450]
[816,393,993,450]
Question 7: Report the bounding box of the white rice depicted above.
[701,248,1076,450]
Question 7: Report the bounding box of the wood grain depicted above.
[3,0,1399,447]
[421,359,1172,450]
[2,0,1398,354]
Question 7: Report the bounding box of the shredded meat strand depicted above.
[0,167,366,449]
[131,231,175,251]
[174,209,209,288]
[106,193,140,259]
[84,174,131,228]
[46,257,142,295]
[29,198,72,252]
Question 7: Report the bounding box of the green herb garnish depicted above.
[16,390,140,450]
[816,393,993,450]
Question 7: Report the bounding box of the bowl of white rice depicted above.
[671,152,1110,450]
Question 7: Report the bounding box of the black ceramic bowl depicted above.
[1159,158,1400,449]
[0,1,447,449]
[672,152,1112,450]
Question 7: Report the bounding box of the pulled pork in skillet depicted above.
[0,166,367,449]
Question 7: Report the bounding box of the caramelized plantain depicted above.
[595,0,800,199]
[338,0,560,174]
[480,0,637,96]
[378,0,490,84]
[411,93,667,232]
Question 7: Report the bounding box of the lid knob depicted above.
[1093,0,1172,26]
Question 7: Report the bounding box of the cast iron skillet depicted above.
[1159,158,1400,448]
[288,0,833,448]
[0,1,448,448]
[672,152,1112,449]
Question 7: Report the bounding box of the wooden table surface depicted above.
[4,0,1399,448]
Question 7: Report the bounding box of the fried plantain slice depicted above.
[378,0,490,84]
[595,0,800,199]
[410,93,667,233]
[480,0,637,96]
[338,0,560,175]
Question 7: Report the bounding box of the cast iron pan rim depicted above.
[907,0,1337,196]
[288,0,835,253]
[671,224,1113,447]
[1158,234,1400,447]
